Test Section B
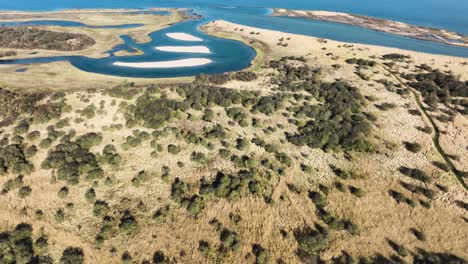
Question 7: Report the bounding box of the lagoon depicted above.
[0,1,467,78]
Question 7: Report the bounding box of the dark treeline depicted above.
[197,71,258,85]
[0,50,16,58]
[0,88,68,125]
[0,26,95,51]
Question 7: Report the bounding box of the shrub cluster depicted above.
[403,67,467,112]
[41,137,103,184]
[345,58,376,67]
[171,178,205,216]
[0,223,53,263]
[199,170,271,201]
[287,81,372,152]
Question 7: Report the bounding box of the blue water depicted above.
[1,1,467,78]
[2,0,467,33]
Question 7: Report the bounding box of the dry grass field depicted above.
[0,18,467,264]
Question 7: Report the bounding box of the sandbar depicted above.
[113,58,212,68]
[271,9,468,47]
[155,46,211,54]
[166,32,203,41]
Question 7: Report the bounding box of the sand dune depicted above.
[113,58,212,68]
[166,32,203,41]
[155,46,211,54]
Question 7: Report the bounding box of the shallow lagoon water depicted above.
[0,1,467,77]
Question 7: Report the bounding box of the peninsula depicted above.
[272,9,468,47]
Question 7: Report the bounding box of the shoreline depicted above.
[113,58,212,68]
[271,9,468,48]
[155,46,211,54]
[166,32,203,41]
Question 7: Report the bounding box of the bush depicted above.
[410,228,426,241]
[399,166,432,183]
[404,142,422,153]
[14,120,30,135]
[2,175,24,194]
[122,251,133,264]
[294,225,329,261]
[382,53,410,61]
[76,133,102,149]
[0,223,54,264]
[18,186,32,198]
[119,210,138,235]
[345,58,376,67]
[132,170,151,187]
[349,186,365,198]
[167,144,181,154]
[26,131,40,141]
[153,205,171,222]
[85,188,96,203]
[0,144,33,175]
[58,186,69,199]
[93,200,110,217]
[191,152,206,163]
[60,247,84,264]
[236,138,250,151]
[153,250,167,263]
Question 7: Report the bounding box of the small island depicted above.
[272,9,468,47]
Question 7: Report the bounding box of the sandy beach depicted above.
[113,58,212,68]
[166,32,203,41]
[155,46,211,54]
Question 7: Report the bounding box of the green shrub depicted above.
[404,142,422,153]
[0,144,33,175]
[18,186,32,198]
[2,175,24,194]
[191,152,206,163]
[410,228,426,241]
[58,186,69,199]
[236,138,250,151]
[14,120,30,135]
[167,144,181,154]
[132,170,151,187]
[60,247,84,264]
[24,145,38,158]
[26,131,40,141]
[398,166,432,183]
[252,244,269,264]
[76,133,102,149]
[119,210,138,235]
[93,200,110,217]
[85,188,96,202]
[153,205,171,222]
[122,251,133,264]
[349,186,365,198]
[294,225,329,261]
[152,250,167,264]
[55,209,65,223]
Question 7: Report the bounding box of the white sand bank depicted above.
[166,32,203,41]
[155,46,211,54]
[113,58,212,68]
